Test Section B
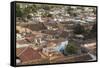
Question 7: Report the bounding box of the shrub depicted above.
[73,24,85,34]
[64,41,78,55]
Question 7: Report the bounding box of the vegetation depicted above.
[64,41,78,55]
[16,4,37,18]
[27,14,32,19]
[84,23,96,39]
[89,23,97,38]
[73,24,85,34]
[91,23,96,33]
[16,4,24,17]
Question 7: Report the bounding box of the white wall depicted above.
[0,0,99,68]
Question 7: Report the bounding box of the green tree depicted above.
[16,4,24,17]
[93,8,96,14]
[89,23,97,38]
[16,4,38,18]
[67,6,74,16]
[73,24,85,34]
[91,24,96,33]
[64,41,78,55]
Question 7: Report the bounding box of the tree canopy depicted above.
[64,41,78,55]
[73,24,85,34]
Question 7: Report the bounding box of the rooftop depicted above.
[16,47,41,63]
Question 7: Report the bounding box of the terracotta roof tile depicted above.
[17,40,29,44]
[16,47,41,62]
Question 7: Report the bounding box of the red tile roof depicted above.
[41,30,57,35]
[17,40,30,44]
[16,47,41,62]
[22,23,47,31]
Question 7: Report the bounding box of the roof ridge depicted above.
[18,46,29,56]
